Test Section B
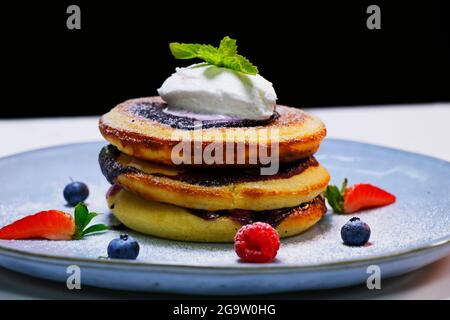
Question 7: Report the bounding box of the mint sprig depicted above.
[324,178,348,214]
[169,36,258,75]
[73,203,108,240]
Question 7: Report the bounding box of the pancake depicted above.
[107,186,327,242]
[99,96,326,166]
[99,145,330,211]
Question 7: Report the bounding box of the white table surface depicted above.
[0,103,449,299]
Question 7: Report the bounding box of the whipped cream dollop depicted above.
[157,64,277,120]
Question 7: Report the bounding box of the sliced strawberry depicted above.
[0,210,75,240]
[0,203,108,241]
[324,178,396,214]
[344,184,396,213]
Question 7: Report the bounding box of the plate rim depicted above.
[0,235,449,273]
[0,139,449,272]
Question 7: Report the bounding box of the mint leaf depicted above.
[169,43,201,59]
[223,55,258,75]
[198,45,221,65]
[74,203,89,234]
[83,224,109,236]
[218,36,237,56]
[84,212,98,229]
[73,204,108,240]
[168,36,258,75]
[324,179,348,214]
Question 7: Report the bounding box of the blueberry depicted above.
[107,234,140,259]
[63,181,89,206]
[341,217,371,246]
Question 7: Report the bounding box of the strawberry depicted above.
[0,203,108,240]
[324,178,396,214]
[344,183,396,213]
[0,210,74,240]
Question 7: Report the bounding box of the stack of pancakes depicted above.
[99,96,329,242]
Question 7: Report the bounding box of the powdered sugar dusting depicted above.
[0,141,449,269]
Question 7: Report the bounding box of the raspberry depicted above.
[234,222,280,263]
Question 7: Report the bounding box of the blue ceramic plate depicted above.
[0,140,449,295]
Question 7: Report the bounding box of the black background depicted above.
[0,300,444,316]
[1,1,448,118]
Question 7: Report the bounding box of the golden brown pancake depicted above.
[107,187,327,242]
[100,145,330,211]
[99,96,326,166]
